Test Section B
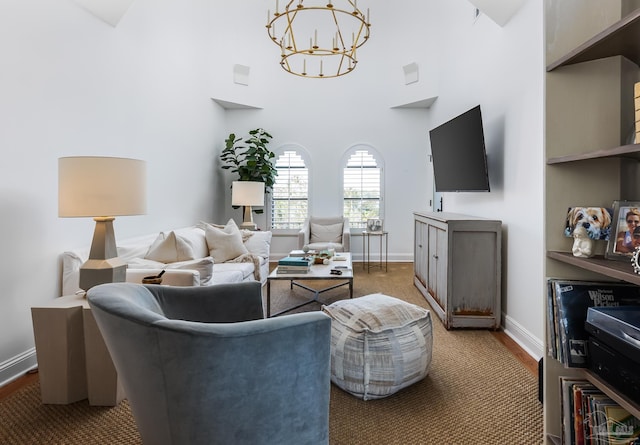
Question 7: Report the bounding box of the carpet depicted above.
[0,263,543,444]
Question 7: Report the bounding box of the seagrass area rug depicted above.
[0,263,543,445]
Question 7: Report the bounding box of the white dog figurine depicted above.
[572,225,594,258]
[564,207,612,240]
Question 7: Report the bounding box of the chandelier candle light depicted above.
[267,0,371,78]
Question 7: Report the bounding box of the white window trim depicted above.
[268,143,312,235]
[341,144,385,231]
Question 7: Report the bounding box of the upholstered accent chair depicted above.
[298,216,350,252]
[87,281,332,445]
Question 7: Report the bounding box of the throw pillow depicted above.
[310,222,343,244]
[204,219,249,263]
[128,256,214,286]
[173,226,209,259]
[242,230,272,258]
[145,231,195,263]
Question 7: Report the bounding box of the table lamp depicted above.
[58,156,147,291]
[231,181,264,230]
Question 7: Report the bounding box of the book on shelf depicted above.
[560,378,640,445]
[278,256,313,267]
[560,377,583,445]
[548,279,640,368]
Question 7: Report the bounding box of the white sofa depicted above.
[61,221,272,296]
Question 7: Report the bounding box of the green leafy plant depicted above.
[220,128,277,192]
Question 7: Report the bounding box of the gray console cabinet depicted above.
[413,211,501,329]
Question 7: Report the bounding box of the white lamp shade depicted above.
[232,181,265,206]
[58,156,147,217]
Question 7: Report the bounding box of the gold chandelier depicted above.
[266,1,371,78]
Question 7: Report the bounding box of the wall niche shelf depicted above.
[547,8,640,71]
[211,98,262,110]
[467,0,525,27]
[390,96,438,109]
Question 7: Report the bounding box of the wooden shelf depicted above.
[584,370,640,419]
[547,9,640,71]
[546,434,562,445]
[547,251,640,285]
[547,143,640,164]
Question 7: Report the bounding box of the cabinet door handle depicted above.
[418,244,422,248]
[432,254,438,259]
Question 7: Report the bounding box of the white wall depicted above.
[424,0,545,354]
[0,0,545,385]
[212,0,545,356]
[0,0,226,384]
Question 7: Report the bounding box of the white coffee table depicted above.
[266,252,353,317]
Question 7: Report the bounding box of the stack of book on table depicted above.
[277,256,313,274]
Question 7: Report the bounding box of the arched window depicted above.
[270,148,309,230]
[343,147,383,229]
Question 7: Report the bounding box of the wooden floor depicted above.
[491,330,539,377]
[0,369,38,401]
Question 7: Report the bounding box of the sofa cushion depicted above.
[210,269,245,284]
[128,257,215,286]
[145,231,195,263]
[204,219,249,263]
[213,262,256,281]
[310,222,343,244]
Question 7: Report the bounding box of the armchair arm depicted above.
[342,218,350,252]
[298,218,311,249]
[126,268,199,287]
[147,281,264,323]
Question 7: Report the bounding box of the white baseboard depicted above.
[0,348,37,388]
[502,313,543,361]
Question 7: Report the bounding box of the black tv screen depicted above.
[429,105,490,192]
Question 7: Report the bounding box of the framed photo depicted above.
[606,201,640,260]
[366,218,383,233]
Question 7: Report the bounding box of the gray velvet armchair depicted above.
[87,281,331,445]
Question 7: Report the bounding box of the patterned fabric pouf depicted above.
[322,293,433,400]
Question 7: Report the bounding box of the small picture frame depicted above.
[606,201,640,260]
[366,218,383,233]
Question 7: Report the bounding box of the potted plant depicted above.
[220,128,277,192]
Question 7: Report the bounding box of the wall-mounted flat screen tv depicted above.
[429,105,490,192]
